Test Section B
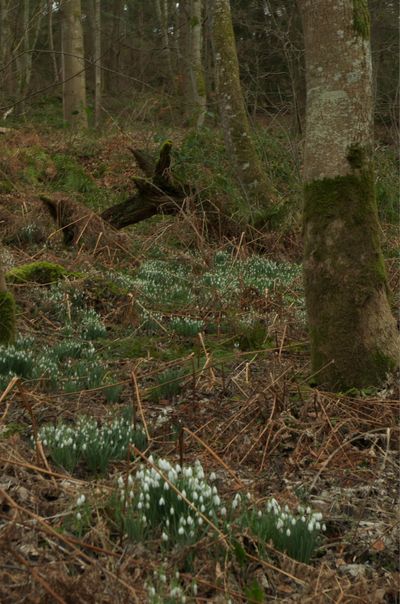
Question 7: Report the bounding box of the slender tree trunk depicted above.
[61,0,87,128]
[155,0,173,85]
[93,0,101,127]
[298,0,399,389]
[47,0,59,82]
[188,0,207,128]
[211,0,275,225]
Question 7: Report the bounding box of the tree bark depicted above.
[61,0,87,128]
[298,0,399,389]
[211,0,275,226]
[0,252,16,346]
[93,0,101,127]
[188,0,207,128]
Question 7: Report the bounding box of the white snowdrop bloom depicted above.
[322,523,327,531]
[160,573,167,583]
[301,516,306,523]
[148,586,156,597]
[129,491,134,499]
[284,505,289,513]
[175,464,181,473]
[82,443,87,451]
[212,486,218,494]
[168,470,176,482]
[164,482,170,491]
[199,495,204,504]
[143,482,149,492]
[170,506,175,515]
[246,492,251,500]
[286,528,291,537]
[192,491,198,501]
[291,518,296,526]
[198,517,203,525]
[314,512,323,521]
[161,532,168,541]
[187,516,193,526]
[200,504,206,513]
[148,455,154,464]
[180,517,187,526]
[166,519,170,527]
[77,495,86,506]
[192,582,198,595]
[306,506,311,514]
[209,472,217,482]
[145,493,150,501]
[213,495,221,506]
[276,519,283,530]
[128,475,134,486]
[145,503,150,509]
[175,571,180,579]
[142,515,147,524]
[315,522,321,530]
[178,526,185,535]
[181,489,187,499]
[184,467,193,478]
[307,521,314,533]
[159,497,165,506]
[76,512,82,521]
[221,507,227,516]
[138,502,143,510]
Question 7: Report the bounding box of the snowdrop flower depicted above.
[213,495,221,506]
[221,507,227,516]
[209,472,217,481]
[76,495,85,506]
[322,523,327,532]
[170,507,175,515]
[286,528,291,537]
[178,526,185,535]
[161,532,168,541]
[76,512,82,521]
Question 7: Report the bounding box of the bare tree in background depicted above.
[211,0,275,225]
[61,0,87,128]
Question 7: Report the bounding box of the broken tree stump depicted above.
[100,141,193,229]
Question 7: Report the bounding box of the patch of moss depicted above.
[353,0,370,40]
[51,154,97,194]
[303,156,397,389]
[0,290,16,345]
[6,261,78,284]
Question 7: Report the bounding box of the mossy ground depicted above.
[0,112,398,603]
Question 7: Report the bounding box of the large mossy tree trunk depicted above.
[211,0,275,224]
[298,0,399,389]
[0,256,16,346]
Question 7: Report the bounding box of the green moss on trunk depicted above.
[304,155,398,389]
[0,290,16,345]
[353,0,370,39]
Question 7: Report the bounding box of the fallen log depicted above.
[100,141,193,229]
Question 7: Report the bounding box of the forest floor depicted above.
[0,117,399,603]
